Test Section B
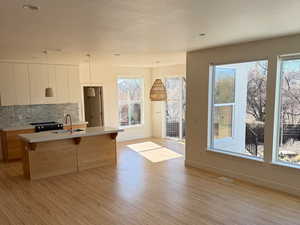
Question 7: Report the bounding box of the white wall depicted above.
[79,62,186,141]
[151,64,186,138]
[186,34,300,197]
[79,62,152,142]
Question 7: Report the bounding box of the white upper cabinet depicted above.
[28,64,48,104]
[0,62,80,106]
[55,65,70,103]
[79,63,90,84]
[13,64,30,105]
[79,61,103,84]
[68,66,81,103]
[44,65,57,104]
[0,63,16,106]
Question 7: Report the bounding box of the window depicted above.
[165,77,186,139]
[214,105,233,139]
[213,67,235,139]
[209,60,268,158]
[118,78,143,127]
[277,58,300,165]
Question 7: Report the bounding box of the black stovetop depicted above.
[29,121,58,126]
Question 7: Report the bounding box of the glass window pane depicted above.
[118,78,143,127]
[214,68,235,104]
[119,104,129,126]
[129,79,142,101]
[166,101,180,138]
[130,103,141,125]
[118,79,130,101]
[166,78,181,100]
[214,106,233,139]
[278,59,300,165]
[210,60,268,158]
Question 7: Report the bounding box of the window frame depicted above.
[165,76,186,140]
[209,64,237,148]
[274,56,300,168]
[208,60,268,160]
[213,103,235,140]
[117,77,144,129]
[206,55,300,170]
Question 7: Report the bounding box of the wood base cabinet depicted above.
[1,129,35,162]
[22,133,117,180]
[1,124,86,162]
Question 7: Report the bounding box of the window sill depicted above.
[120,124,143,129]
[207,148,264,162]
[206,148,300,171]
[271,161,300,170]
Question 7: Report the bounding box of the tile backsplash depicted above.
[0,103,80,128]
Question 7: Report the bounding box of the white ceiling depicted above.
[1,0,300,66]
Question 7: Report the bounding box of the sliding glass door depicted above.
[165,77,186,140]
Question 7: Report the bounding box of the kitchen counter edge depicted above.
[18,127,123,143]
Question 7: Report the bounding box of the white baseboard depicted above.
[185,159,300,198]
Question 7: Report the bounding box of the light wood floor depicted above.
[0,138,299,225]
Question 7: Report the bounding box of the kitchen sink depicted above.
[52,129,85,134]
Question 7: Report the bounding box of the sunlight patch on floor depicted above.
[139,147,182,163]
[127,142,183,162]
[127,142,162,152]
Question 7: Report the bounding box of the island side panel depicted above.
[3,128,35,162]
[78,133,117,171]
[24,139,78,180]
[21,141,31,179]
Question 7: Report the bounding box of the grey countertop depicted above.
[18,127,123,143]
[0,121,88,132]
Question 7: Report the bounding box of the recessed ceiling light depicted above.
[199,33,206,37]
[22,4,40,11]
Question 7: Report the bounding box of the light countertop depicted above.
[18,127,123,143]
[0,121,88,132]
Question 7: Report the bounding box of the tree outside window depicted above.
[118,78,143,127]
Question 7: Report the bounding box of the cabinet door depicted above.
[0,63,16,106]
[44,65,57,104]
[68,66,81,103]
[28,64,48,104]
[55,65,70,103]
[13,64,30,105]
[79,63,90,84]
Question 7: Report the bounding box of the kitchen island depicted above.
[0,121,88,162]
[19,127,122,180]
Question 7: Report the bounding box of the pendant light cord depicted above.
[87,54,92,81]
[43,50,50,87]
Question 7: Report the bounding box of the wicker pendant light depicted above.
[150,79,167,101]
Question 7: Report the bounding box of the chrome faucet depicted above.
[65,114,73,133]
